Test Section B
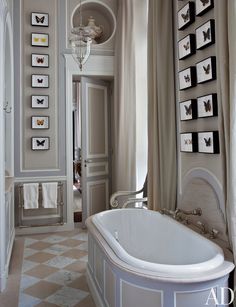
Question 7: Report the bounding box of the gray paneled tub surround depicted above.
[86,209,234,307]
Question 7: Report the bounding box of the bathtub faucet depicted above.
[174,208,202,218]
[160,208,202,220]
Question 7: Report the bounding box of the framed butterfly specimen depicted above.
[31,13,49,27]
[31,116,49,129]
[178,2,195,30]
[196,56,216,84]
[178,34,196,60]
[31,95,49,109]
[32,137,50,151]
[32,74,49,88]
[195,20,215,50]
[180,99,197,121]
[196,0,214,16]
[31,33,49,47]
[178,66,196,90]
[31,54,49,68]
[197,93,218,118]
[198,131,219,154]
[180,132,198,153]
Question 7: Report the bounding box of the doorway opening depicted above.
[72,76,113,225]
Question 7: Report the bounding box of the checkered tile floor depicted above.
[19,229,96,307]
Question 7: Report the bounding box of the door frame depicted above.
[64,54,114,226]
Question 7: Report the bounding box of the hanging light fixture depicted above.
[69,0,103,71]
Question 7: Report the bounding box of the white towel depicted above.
[42,182,58,208]
[23,183,39,209]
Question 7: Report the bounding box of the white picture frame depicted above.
[178,34,196,60]
[32,74,49,88]
[178,66,196,90]
[197,94,218,118]
[31,13,49,27]
[198,131,219,154]
[196,0,214,16]
[180,99,197,121]
[196,56,216,84]
[195,20,215,50]
[32,137,50,150]
[178,2,195,30]
[31,53,49,68]
[180,132,198,152]
[31,95,49,109]
[31,33,49,47]
[31,116,49,129]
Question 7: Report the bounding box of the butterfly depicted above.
[37,79,43,83]
[204,137,211,147]
[184,75,190,82]
[184,104,192,115]
[35,16,45,23]
[36,57,44,63]
[36,139,45,146]
[37,119,44,125]
[37,98,44,104]
[203,64,210,74]
[203,100,211,112]
[181,9,189,22]
[203,28,210,41]
[184,139,192,145]
[200,0,209,6]
[183,41,190,51]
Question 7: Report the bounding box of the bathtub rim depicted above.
[86,213,234,283]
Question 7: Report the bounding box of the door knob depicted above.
[84,159,93,163]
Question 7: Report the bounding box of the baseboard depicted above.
[86,267,105,307]
[15,222,74,235]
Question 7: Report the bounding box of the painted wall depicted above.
[175,1,227,237]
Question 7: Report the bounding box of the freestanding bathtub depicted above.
[86,209,234,307]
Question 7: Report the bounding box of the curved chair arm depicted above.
[110,187,144,208]
[122,197,148,209]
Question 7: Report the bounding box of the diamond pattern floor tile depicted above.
[46,286,88,307]
[25,252,56,264]
[25,264,59,279]
[18,228,92,307]
[23,281,62,300]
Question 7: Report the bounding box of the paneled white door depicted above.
[81,77,110,223]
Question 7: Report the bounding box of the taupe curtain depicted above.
[215,0,236,293]
[147,0,177,211]
[113,0,137,192]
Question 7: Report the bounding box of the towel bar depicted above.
[17,182,64,228]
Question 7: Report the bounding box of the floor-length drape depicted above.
[147,0,177,211]
[113,0,137,191]
[216,0,236,294]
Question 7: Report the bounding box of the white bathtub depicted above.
[86,209,234,307]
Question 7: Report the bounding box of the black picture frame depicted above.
[31,33,49,47]
[31,53,49,68]
[180,132,198,153]
[31,116,50,129]
[31,13,49,27]
[31,137,50,150]
[31,95,49,109]
[180,99,197,121]
[178,66,197,90]
[31,74,49,88]
[197,93,218,118]
[196,56,216,84]
[178,34,196,60]
[178,2,195,30]
[196,0,214,16]
[195,20,215,50]
[198,131,219,154]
